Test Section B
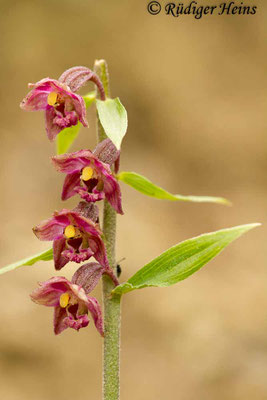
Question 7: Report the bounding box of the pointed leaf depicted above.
[117,171,230,205]
[96,98,128,150]
[56,92,96,155]
[0,248,53,275]
[112,224,260,295]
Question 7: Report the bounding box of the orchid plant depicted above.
[2,60,260,400]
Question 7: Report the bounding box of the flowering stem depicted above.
[94,59,121,400]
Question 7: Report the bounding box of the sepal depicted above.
[72,263,105,294]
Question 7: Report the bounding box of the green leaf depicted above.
[96,98,128,150]
[112,224,260,295]
[56,92,96,155]
[0,248,53,276]
[117,171,231,205]
[56,123,81,155]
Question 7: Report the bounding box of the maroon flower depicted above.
[20,78,88,141]
[52,148,123,214]
[20,66,106,141]
[33,207,108,270]
[30,276,104,335]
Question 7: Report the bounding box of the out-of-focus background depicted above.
[0,0,266,399]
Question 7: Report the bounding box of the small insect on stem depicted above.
[116,258,126,278]
[116,264,122,278]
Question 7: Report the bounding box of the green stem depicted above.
[94,59,121,400]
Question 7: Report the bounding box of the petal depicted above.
[71,263,104,294]
[88,235,109,268]
[61,172,81,201]
[33,216,66,241]
[70,212,100,237]
[30,276,69,306]
[53,238,69,270]
[103,173,123,215]
[52,150,95,174]
[54,306,68,335]
[29,78,67,93]
[20,89,49,111]
[91,159,123,214]
[68,283,89,304]
[86,296,104,336]
[70,93,88,127]
[53,210,73,225]
[45,107,62,141]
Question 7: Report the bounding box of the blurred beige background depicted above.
[0,0,266,399]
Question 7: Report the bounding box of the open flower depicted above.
[20,78,88,141]
[30,276,104,335]
[52,149,123,214]
[20,66,106,141]
[33,206,108,270]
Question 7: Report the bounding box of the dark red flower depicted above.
[20,78,87,141]
[52,148,123,214]
[33,206,108,270]
[30,276,103,335]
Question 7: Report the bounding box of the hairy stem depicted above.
[94,59,121,400]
